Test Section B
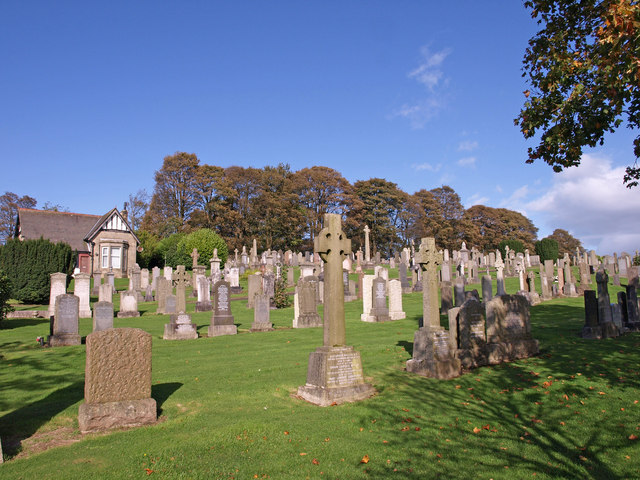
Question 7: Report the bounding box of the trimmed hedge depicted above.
[536,237,559,262]
[0,238,75,304]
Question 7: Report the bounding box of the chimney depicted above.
[122,202,128,223]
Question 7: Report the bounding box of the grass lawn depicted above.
[0,272,639,479]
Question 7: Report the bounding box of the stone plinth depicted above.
[485,295,539,364]
[208,280,237,337]
[297,346,375,406]
[78,328,156,433]
[163,314,198,340]
[406,327,461,379]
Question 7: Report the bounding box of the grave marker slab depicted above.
[208,280,237,336]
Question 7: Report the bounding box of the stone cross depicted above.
[234,248,239,263]
[315,213,351,347]
[190,248,199,268]
[172,265,191,313]
[417,237,442,329]
[495,250,506,295]
[363,224,371,262]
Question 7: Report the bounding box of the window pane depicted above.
[111,247,121,269]
[102,247,109,268]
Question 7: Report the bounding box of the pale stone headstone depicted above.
[195,274,212,312]
[140,268,149,290]
[191,248,200,269]
[481,275,493,302]
[294,277,322,328]
[172,265,190,314]
[298,213,375,406]
[117,292,140,318]
[155,277,170,314]
[494,252,506,296]
[165,294,177,315]
[360,274,376,322]
[208,280,237,337]
[50,294,81,346]
[163,266,173,282]
[151,266,161,290]
[247,273,262,308]
[49,272,67,318]
[93,301,114,332]
[92,271,102,295]
[73,272,92,318]
[388,279,405,320]
[163,265,197,340]
[485,295,539,364]
[106,272,115,294]
[363,225,371,263]
[98,283,113,303]
[78,328,156,433]
[250,293,274,332]
[406,237,460,379]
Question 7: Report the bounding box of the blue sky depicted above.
[2,1,639,254]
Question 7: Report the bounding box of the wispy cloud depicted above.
[393,45,452,129]
[464,193,489,208]
[412,162,442,172]
[525,153,640,253]
[495,185,503,193]
[408,46,452,91]
[458,140,478,152]
[457,156,476,167]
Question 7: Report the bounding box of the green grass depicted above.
[1,274,639,479]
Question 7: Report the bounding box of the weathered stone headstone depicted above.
[78,328,156,433]
[173,265,190,314]
[140,268,149,290]
[155,277,170,314]
[98,283,113,303]
[165,294,177,315]
[262,273,275,304]
[163,266,198,340]
[163,266,173,282]
[250,293,274,332]
[144,284,154,302]
[596,269,619,338]
[247,273,262,309]
[481,275,493,303]
[48,272,67,318]
[195,275,212,312]
[294,277,322,328]
[93,301,114,332]
[368,275,391,322]
[73,272,92,318]
[92,271,102,295]
[581,290,601,339]
[453,277,465,307]
[208,280,237,336]
[190,248,200,269]
[406,237,461,379]
[452,298,488,369]
[485,295,539,364]
[117,291,139,318]
[50,294,81,346]
[388,279,405,320]
[298,213,375,406]
[494,252,506,296]
[360,274,376,322]
[440,283,453,314]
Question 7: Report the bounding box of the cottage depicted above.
[15,207,138,278]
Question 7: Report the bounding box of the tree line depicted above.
[136,152,583,257]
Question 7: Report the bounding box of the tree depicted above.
[498,239,525,260]
[176,228,229,269]
[143,152,200,235]
[41,201,69,212]
[463,205,539,252]
[429,186,469,251]
[409,189,443,241]
[536,237,560,261]
[189,164,224,230]
[126,189,150,231]
[0,271,13,324]
[292,166,353,245]
[547,228,583,255]
[0,192,36,243]
[516,0,640,187]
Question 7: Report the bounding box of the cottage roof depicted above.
[83,207,139,245]
[16,208,101,252]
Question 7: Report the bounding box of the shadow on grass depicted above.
[0,381,84,457]
[360,300,639,478]
[0,317,50,330]
[152,382,183,416]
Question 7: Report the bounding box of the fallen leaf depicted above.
[360,455,370,464]
[629,434,638,440]
[145,468,154,475]
[312,458,319,465]
[300,452,307,456]
[598,392,606,395]
[284,431,289,435]
[473,427,481,433]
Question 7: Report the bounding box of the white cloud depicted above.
[500,185,530,208]
[464,193,489,208]
[525,153,640,253]
[495,185,503,193]
[412,162,442,172]
[392,98,444,129]
[408,46,452,91]
[458,140,478,152]
[457,156,476,167]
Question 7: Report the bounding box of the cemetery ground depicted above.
[1,272,639,479]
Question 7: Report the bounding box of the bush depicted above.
[136,230,163,269]
[273,265,290,308]
[0,271,13,323]
[176,229,229,270]
[497,239,524,260]
[0,238,75,304]
[535,238,559,262]
[155,233,188,268]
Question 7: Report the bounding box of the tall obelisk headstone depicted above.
[406,237,461,379]
[298,214,375,406]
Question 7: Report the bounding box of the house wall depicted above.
[91,230,138,278]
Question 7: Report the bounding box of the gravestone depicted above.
[140,268,149,290]
[628,266,639,288]
[250,293,274,332]
[117,292,140,318]
[494,252,506,296]
[92,271,102,295]
[298,213,375,406]
[452,298,488,369]
[364,225,371,264]
[165,295,177,315]
[388,279,406,320]
[360,274,376,322]
[294,277,322,328]
[208,280,237,337]
[481,275,493,303]
[73,273,92,318]
[93,301,114,332]
[98,283,113,303]
[48,272,67,318]
[453,277,465,307]
[78,328,156,433]
[191,265,205,297]
[485,295,539,364]
[144,285,154,302]
[626,285,640,330]
[163,266,198,340]
[596,270,619,338]
[163,266,173,282]
[50,294,81,346]
[287,267,295,287]
[262,273,276,305]
[368,275,391,322]
[105,272,115,294]
[155,277,170,315]
[151,266,160,291]
[399,262,412,293]
[440,283,453,314]
[195,275,212,312]
[228,267,242,293]
[406,237,461,379]
[544,259,554,279]
[581,290,602,339]
[247,273,263,308]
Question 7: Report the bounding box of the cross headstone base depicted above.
[48,333,81,347]
[406,327,461,379]
[163,314,198,340]
[297,346,375,406]
[79,398,157,434]
[208,324,238,337]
